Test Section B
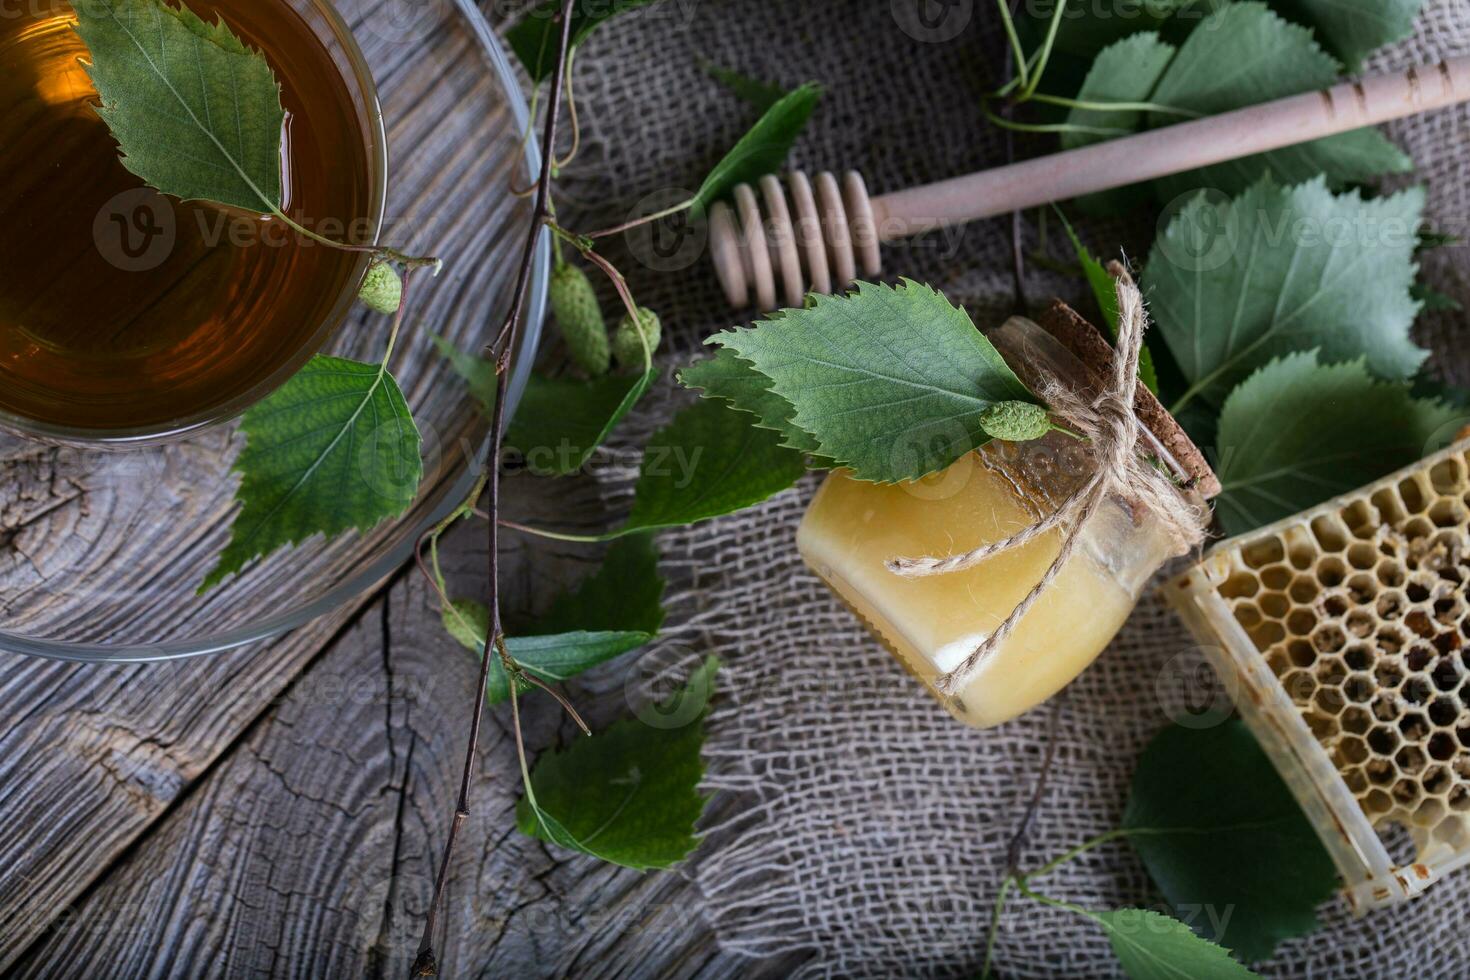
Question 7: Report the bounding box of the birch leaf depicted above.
[201,356,422,590]
[1214,352,1461,535]
[74,0,284,212]
[1146,177,1426,410]
[710,281,1036,483]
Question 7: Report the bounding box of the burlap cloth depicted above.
[535,1,1470,975]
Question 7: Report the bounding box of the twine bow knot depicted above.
[885,278,1208,697]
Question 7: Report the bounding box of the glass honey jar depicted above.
[798,303,1216,728]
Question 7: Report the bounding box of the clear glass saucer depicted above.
[0,0,547,662]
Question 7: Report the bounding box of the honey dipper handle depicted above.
[870,57,1470,237]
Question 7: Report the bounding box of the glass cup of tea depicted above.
[0,0,388,446]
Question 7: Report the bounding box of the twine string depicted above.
[885,279,1207,697]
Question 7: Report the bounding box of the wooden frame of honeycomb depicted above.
[1168,439,1470,912]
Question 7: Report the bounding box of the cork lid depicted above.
[1032,298,1222,500]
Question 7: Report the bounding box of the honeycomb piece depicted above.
[1170,443,1470,909]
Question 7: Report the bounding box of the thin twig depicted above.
[1005,697,1062,877]
[409,0,577,974]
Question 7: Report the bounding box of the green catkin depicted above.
[550,262,610,375]
[979,401,1052,442]
[611,307,662,371]
[358,261,402,314]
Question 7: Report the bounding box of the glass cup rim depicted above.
[0,0,390,448]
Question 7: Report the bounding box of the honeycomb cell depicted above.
[1429,698,1462,729]
[1430,499,1465,529]
[1281,669,1315,703]
[1375,625,1407,656]
[1396,744,1428,775]
[1260,592,1290,619]
[1344,499,1379,539]
[1374,662,1405,691]
[1377,590,1408,620]
[1314,624,1348,654]
[1369,726,1402,755]
[1373,488,1408,525]
[1392,778,1422,807]
[1433,657,1464,692]
[1346,609,1375,638]
[1233,604,1263,629]
[1312,516,1349,552]
[1372,694,1401,721]
[1287,639,1316,669]
[1377,561,1407,590]
[1242,536,1285,569]
[1261,565,1291,592]
[1220,573,1259,599]
[1349,542,1379,570]
[1399,712,1431,743]
[1430,731,1460,763]
[1319,555,1348,587]
[1343,706,1372,735]
[1316,685,1348,715]
[1407,645,1434,673]
[1290,576,1320,604]
[1340,736,1371,765]
[1430,458,1465,494]
[1404,516,1435,542]
[1424,764,1452,796]
[1249,621,1287,647]
[1400,477,1429,514]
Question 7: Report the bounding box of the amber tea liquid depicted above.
[0,0,374,435]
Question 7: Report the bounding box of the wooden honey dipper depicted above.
[709,56,1470,310]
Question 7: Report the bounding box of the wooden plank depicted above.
[7,510,808,978]
[0,593,373,970]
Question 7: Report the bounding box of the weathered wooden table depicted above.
[0,467,812,977]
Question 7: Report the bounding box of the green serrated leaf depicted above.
[507,370,658,476]
[496,632,653,703]
[1123,721,1339,962]
[443,605,651,705]
[1145,2,1410,198]
[678,347,822,454]
[692,83,822,213]
[621,398,808,532]
[443,598,489,653]
[434,338,657,477]
[74,0,284,213]
[505,0,662,82]
[1092,909,1261,979]
[201,355,422,590]
[446,535,666,702]
[1061,33,1177,150]
[516,655,719,870]
[710,280,1035,483]
[1214,351,1461,535]
[1147,177,1427,410]
[532,534,666,637]
[700,59,790,111]
[1272,0,1422,69]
